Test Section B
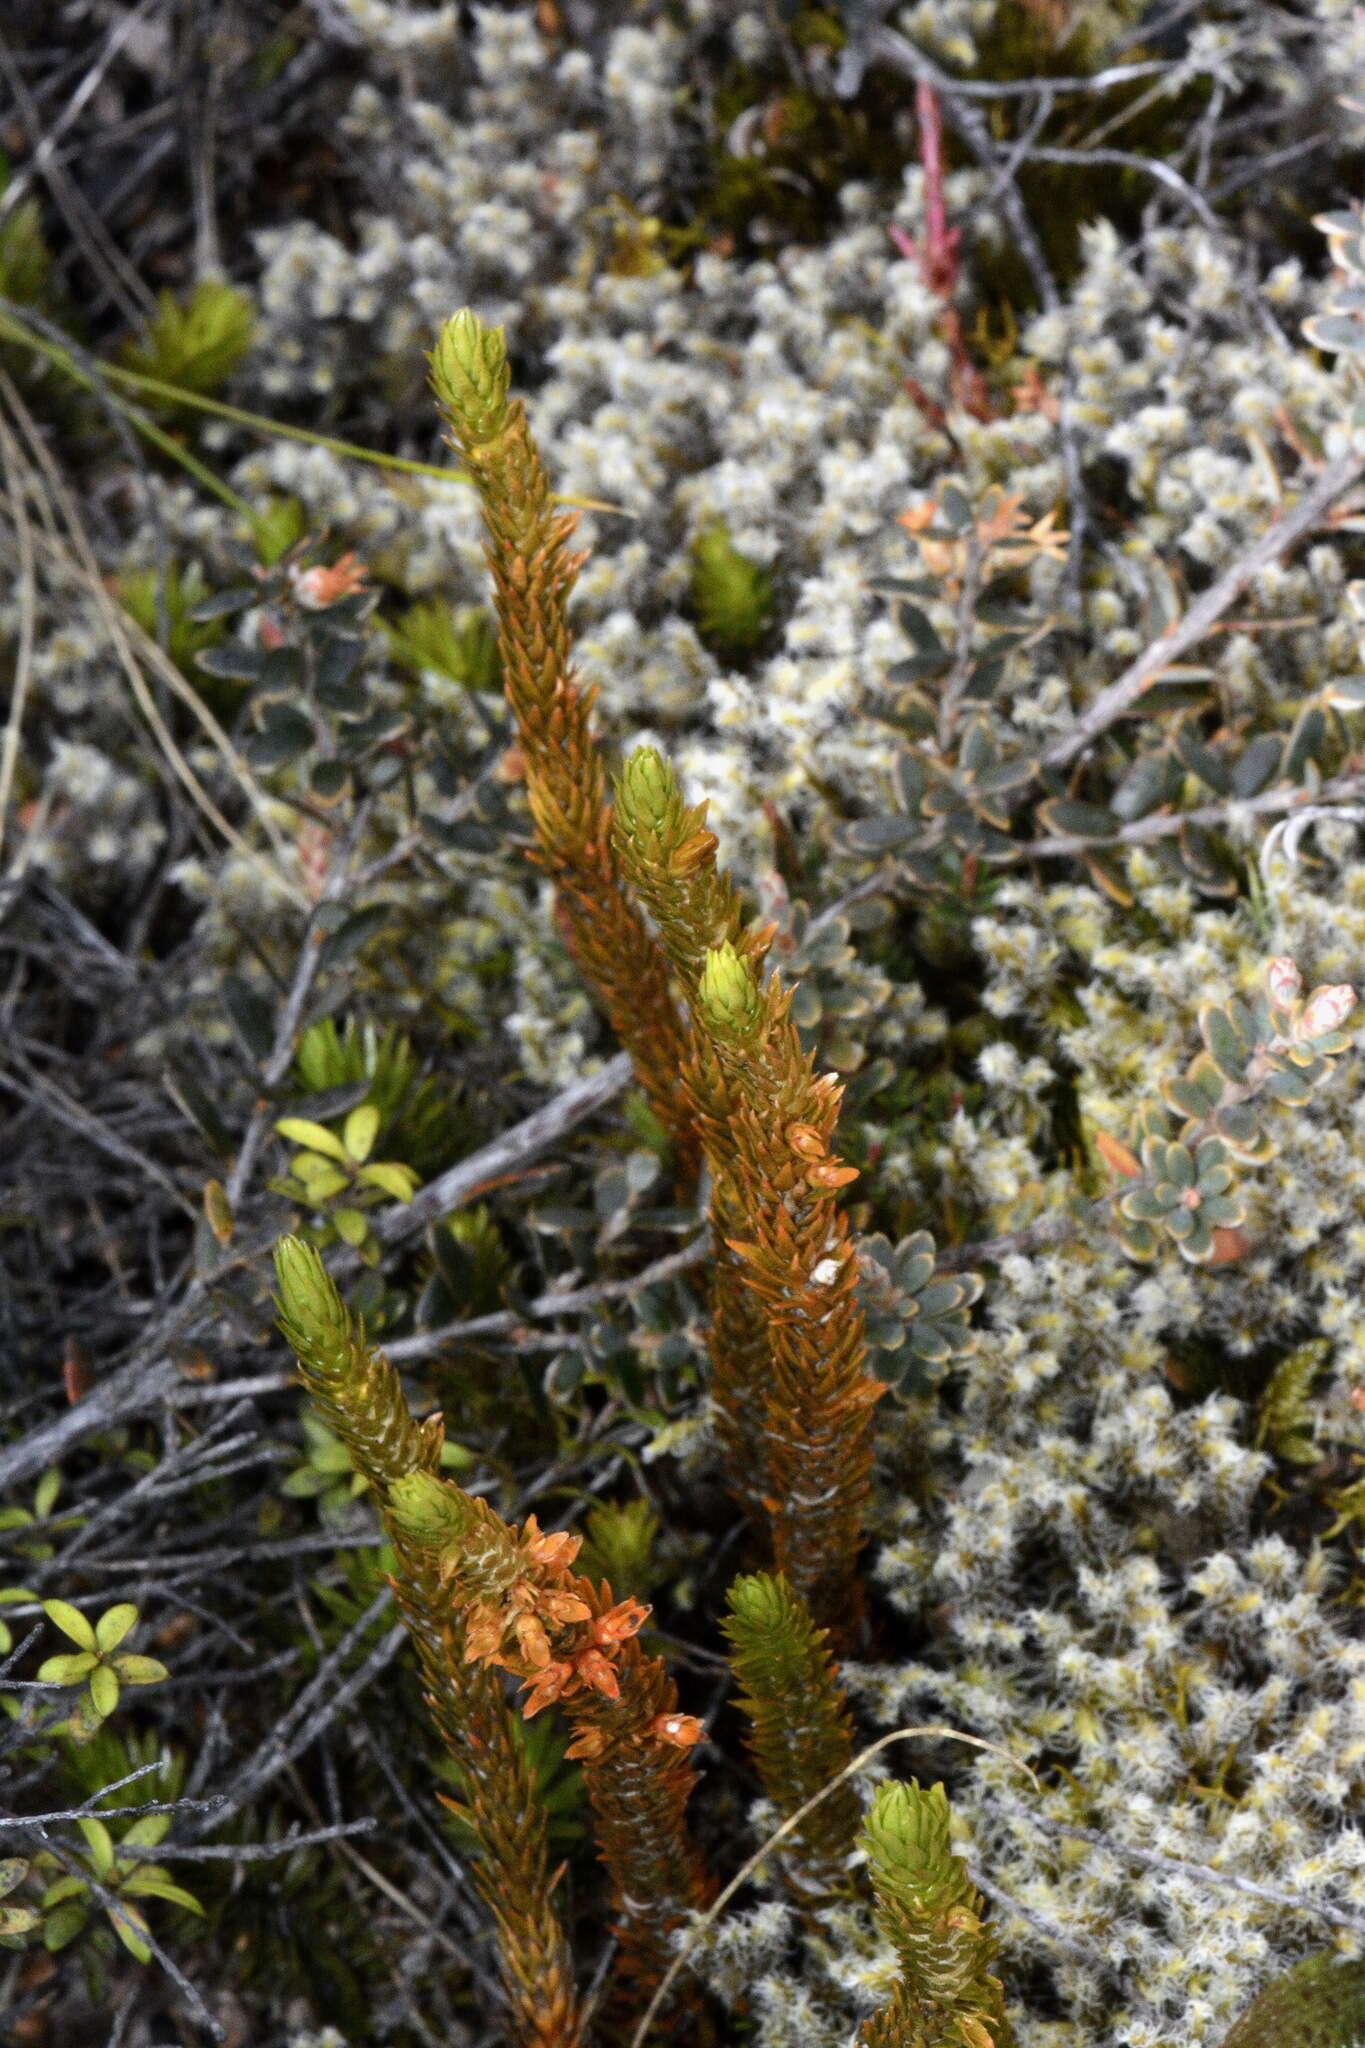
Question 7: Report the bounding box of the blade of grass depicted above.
[0,301,632,517]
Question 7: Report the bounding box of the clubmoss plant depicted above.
[427,309,701,1188]
[859,1780,1014,2048]
[613,743,882,1641]
[274,1235,711,2038]
[722,1571,861,1909]
[273,1236,583,2048]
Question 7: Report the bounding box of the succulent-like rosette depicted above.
[856,1230,982,1392]
[1117,1135,1243,1263]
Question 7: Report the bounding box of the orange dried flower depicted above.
[537,1587,594,1627]
[524,1518,583,1571]
[593,1598,649,1648]
[575,1648,622,1700]
[464,1604,507,1666]
[520,1660,575,1718]
[807,1161,859,1189]
[291,552,368,609]
[514,1613,552,1668]
[564,1726,606,1761]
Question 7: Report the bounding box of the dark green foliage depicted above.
[856,1231,982,1394]
[0,180,51,308]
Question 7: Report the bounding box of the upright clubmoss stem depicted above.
[613,749,883,1644]
[723,1572,861,1907]
[273,1239,584,2048]
[859,1780,1014,2048]
[429,310,700,1188]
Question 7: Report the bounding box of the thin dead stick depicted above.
[999,766,1365,863]
[376,1049,636,1243]
[628,1725,1039,2048]
[1038,446,1365,773]
[0,369,306,906]
[382,1227,711,1364]
[0,1054,639,1490]
[0,404,37,870]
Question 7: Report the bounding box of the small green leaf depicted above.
[94,1603,138,1654]
[42,1898,88,1951]
[331,1207,370,1247]
[37,1652,96,1685]
[41,1875,88,1909]
[32,1471,60,1521]
[120,1814,171,1850]
[281,1467,327,1498]
[120,1873,204,1915]
[291,1158,351,1201]
[77,1818,115,1878]
[0,1858,29,1899]
[88,1663,120,1718]
[343,1103,380,1163]
[276,1117,349,1162]
[355,1162,419,1202]
[107,1898,152,1964]
[111,1654,168,1687]
[42,1599,96,1651]
[318,904,389,971]
[1201,1004,1248,1083]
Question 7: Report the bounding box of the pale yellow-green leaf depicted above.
[42,1599,96,1650]
[107,1898,152,1963]
[355,1161,419,1202]
[120,1813,171,1850]
[94,1603,138,1654]
[275,1117,349,1162]
[332,1206,370,1247]
[112,1654,168,1687]
[37,1651,96,1685]
[292,1158,351,1201]
[41,1875,87,1909]
[77,1817,114,1878]
[88,1663,120,1718]
[120,1871,205,1915]
[343,1102,380,1163]
[42,1898,88,1950]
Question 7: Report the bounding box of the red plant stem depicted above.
[916,79,958,298]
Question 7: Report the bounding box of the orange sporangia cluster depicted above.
[274,1242,584,2048]
[458,1517,703,1761]
[381,1467,712,2014]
